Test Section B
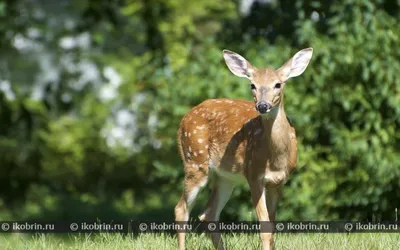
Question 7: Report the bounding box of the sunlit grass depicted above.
[0,233,399,250]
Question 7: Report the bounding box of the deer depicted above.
[174,47,313,250]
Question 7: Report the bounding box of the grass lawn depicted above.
[0,233,399,250]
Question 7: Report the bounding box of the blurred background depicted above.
[0,0,399,223]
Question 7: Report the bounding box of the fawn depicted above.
[174,48,313,250]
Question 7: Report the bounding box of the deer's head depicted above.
[223,48,313,116]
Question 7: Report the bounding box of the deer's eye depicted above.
[250,84,256,90]
[275,83,281,89]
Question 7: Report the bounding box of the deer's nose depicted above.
[257,102,272,114]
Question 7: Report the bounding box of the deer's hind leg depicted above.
[175,130,210,250]
[175,163,208,250]
[198,168,235,250]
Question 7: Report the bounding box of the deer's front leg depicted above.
[248,180,274,250]
[265,184,282,222]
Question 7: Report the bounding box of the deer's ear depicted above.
[223,50,254,79]
[277,48,313,82]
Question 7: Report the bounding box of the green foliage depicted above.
[0,0,399,223]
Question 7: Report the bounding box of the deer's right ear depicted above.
[223,50,254,79]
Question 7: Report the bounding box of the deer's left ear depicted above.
[277,48,313,82]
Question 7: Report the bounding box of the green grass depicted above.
[0,233,399,250]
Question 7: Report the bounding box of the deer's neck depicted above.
[260,103,291,148]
